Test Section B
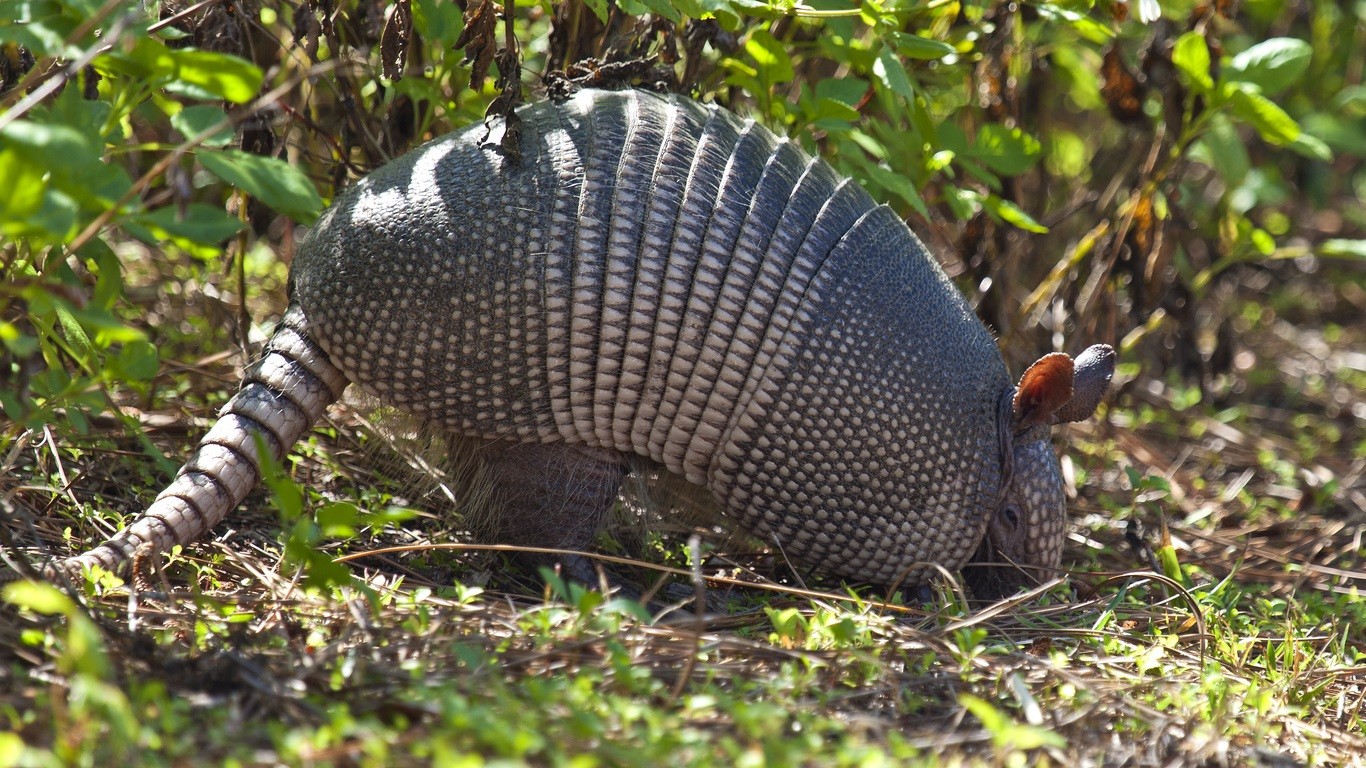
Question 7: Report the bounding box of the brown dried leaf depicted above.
[294,0,321,62]
[456,0,499,91]
[381,0,413,81]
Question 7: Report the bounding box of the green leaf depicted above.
[170,105,235,146]
[163,49,264,102]
[1050,46,1104,111]
[581,0,610,23]
[815,77,868,107]
[115,340,159,381]
[3,580,78,616]
[972,124,1041,176]
[808,97,860,130]
[55,302,94,361]
[1194,116,1250,186]
[1032,5,1113,45]
[1287,131,1332,163]
[0,150,45,225]
[1303,113,1366,158]
[1320,239,1366,259]
[0,120,100,175]
[1227,84,1300,145]
[1225,37,1312,96]
[128,203,246,246]
[0,731,22,765]
[746,30,794,84]
[1171,32,1213,93]
[854,160,929,219]
[634,0,683,22]
[872,45,915,103]
[99,39,263,103]
[0,321,39,358]
[412,0,465,43]
[317,501,360,537]
[198,149,324,223]
[257,436,305,520]
[886,31,954,61]
[982,194,1048,233]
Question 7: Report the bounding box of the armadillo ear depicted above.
[1012,353,1074,430]
[1052,344,1116,424]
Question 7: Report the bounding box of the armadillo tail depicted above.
[50,304,348,580]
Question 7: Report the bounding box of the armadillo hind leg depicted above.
[478,442,630,587]
[48,305,348,580]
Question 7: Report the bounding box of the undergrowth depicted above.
[3,0,1365,765]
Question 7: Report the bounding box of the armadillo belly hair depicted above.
[342,387,733,563]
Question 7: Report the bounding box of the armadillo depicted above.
[43,88,1114,599]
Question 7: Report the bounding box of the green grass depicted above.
[3,287,1365,765]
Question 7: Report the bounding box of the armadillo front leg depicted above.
[480,442,630,587]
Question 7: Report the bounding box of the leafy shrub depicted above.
[1,0,1359,441]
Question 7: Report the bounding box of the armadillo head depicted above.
[963,344,1116,600]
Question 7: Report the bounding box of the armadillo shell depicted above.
[292,88,1011,586]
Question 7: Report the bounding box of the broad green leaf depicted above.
[746,30,794,84]
[1225,37,1312,96]
[856,161,929,219]
[170,105,235,146]
[3,580,78,616]
[1303,114,1366,158]
[49,86,115,142]
[1194,116,1250,186]
[100,38,263,103]
[1,1,80,56]
[872,45,915,103]
[317,501,361,537]
[1287,131,1332,162]
[972,124,1041,176]
[0,321,40,357]
[808,97,860,128]
[1032,5,1113,44]
[0,150,45,225]
[114,339,159,381]
[943,186,980,220]
[0,120,100,175]
[1171,31,1213,93]
[1227,84,1300,144]
[128,203,246,246]
[198,149,324,223]
[815,77,869,106]
[673,0,705,18]
[1050,46,1104,111]
[163,49,264,102]
[0,729,21,765]
[581,0,610,23]
[887,31,954,60]
[634,0,683,22]
[413,0,465,43]
[30,189,81,240]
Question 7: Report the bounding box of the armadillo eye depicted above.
[1000,504,1021,527]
